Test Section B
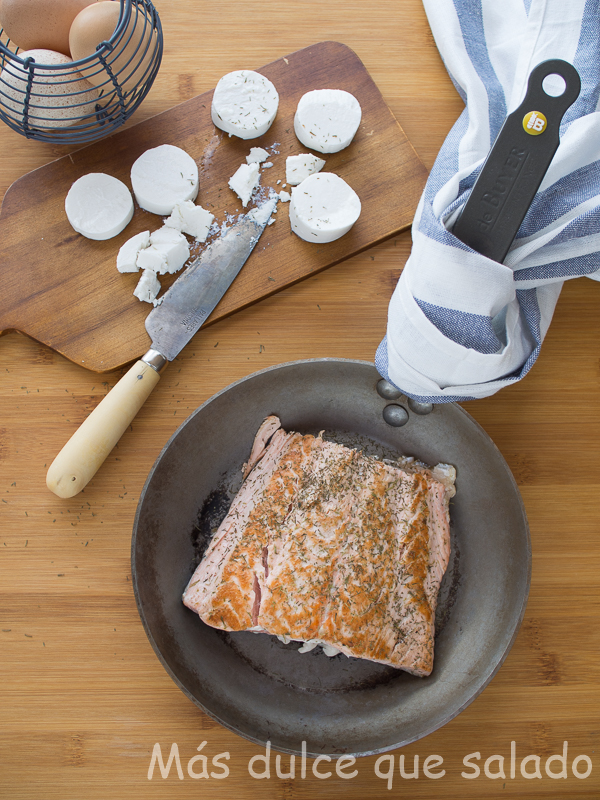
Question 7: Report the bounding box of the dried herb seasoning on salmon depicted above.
[182,416,456,677]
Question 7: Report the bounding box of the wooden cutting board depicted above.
[0,41,426,372]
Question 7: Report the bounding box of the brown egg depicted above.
[0,0,97,56]
[69,1,155,92]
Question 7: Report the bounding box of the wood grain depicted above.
[0,0,599,798]
[0,41,426,372]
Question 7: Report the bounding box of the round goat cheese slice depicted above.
[294,89,362,153]
[211,70,279,140]
[65,173,134,240]
[289,172,361,243]
[131,144,199,216]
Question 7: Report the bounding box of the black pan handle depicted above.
[452,59,581,263]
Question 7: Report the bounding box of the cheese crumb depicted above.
[133,268,161,303]
[116,230,150,273]
[148,226,190,274]
[136,246,166,274]
[246,147,270,164]
[286,153,326,185]
[135,227,190,275]
[164,200,214,242]
[229,162,261,207]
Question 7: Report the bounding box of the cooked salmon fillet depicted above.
[183,416,455,676]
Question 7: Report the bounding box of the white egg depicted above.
[0,48,98,129]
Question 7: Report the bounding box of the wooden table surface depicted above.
[1,1,598,797]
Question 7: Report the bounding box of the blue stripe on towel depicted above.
[453,0,507,142]
[515,250,600,282]
[561,0,600,129]
[415,299,503,354]
[517,161,600,239]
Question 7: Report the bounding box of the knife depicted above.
[46,197,277,499]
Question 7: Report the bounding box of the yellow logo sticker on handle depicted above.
[523,110,547,135]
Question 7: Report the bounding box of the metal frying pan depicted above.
[132,359,530,757]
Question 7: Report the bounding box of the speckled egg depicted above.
[0,48,99,128]
[0,0,98,56]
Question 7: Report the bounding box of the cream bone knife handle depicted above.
[46,350,167,499]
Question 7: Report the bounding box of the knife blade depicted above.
[46,197,276,498]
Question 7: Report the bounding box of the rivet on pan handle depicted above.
[452,59,581,263]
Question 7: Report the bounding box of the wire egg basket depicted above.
[0,0,163,144]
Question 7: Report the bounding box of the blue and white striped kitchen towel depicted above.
[376,0,600,402]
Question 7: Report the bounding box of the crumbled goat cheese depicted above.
[148,226,190,274]
[133,268,161,303]
[116,230,150,273]
[229,162,261,207]
[136,245,167,274]
[246,147,270,164]
[164,200,214,242]
[286,153,326,185]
